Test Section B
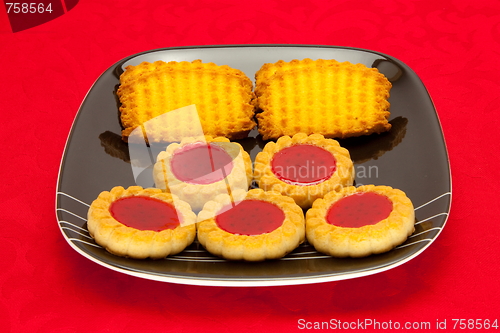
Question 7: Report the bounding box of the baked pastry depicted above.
[87,186,196,259]
[153,136,252,211]
[306,185,415,258]
[255,58,392,140]
[118,60,256,142]
[254,133,354,208]
[197,189,305,261]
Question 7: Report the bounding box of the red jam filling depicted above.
[110,196,181,231]
[215,200,285,236]
[170,142,233,185]
[271,144,336,185]
[326,192,393,228]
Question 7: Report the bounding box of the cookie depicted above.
[118,60,256,142]
[254,133,355,208]
[87,186,196,259]
[306,185,415,258]
[255,58,392,140]
[197,189,305,261]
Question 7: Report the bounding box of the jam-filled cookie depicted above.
[306,185,415,258]
[197,189,305,261]
[87,186,196,259]
[254,133,354,208]
[153,136,252,211]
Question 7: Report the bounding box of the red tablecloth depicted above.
[1,0,499,331]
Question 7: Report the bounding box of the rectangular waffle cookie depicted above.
[255,58,392,140]
[118,60,256,143]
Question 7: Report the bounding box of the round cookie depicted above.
[197,189,305,261]
[153,136,252,211]
[306,185,415,258]
[254,133,354,208]
[87,186,196,259]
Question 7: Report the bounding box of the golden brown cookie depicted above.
[255,58,392,140]
[197,189,305,261]
[153,136,252,211]
[118,60,256,142]
[87,186,196,259]
[306,185,415,258]
[254,133,354,208]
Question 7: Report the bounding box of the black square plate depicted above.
[56,45,451,286]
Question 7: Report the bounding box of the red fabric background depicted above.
[1,0,499,331]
